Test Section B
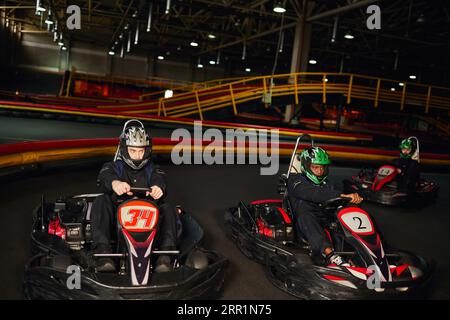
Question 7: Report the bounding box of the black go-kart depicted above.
[342,164,438,206]
[24,188,228,299]
[225,134,434,300]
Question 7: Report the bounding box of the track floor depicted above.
[1,164,449,299]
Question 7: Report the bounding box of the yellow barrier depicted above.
[146,72,450,120]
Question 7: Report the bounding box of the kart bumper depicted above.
[23,251,228,300]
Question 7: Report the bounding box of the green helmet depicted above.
[299,147,331,185]
[399,138,414,159]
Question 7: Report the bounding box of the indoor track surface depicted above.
[1,163,449,299]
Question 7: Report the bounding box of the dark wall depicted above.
[14,33,231,83]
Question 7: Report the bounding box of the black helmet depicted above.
[115,119,152,170]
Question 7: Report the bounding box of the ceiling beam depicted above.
[307,0,381,22]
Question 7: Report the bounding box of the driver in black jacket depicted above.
[393,137,420,195]
[288,147,363,266]
[91,119,177,273]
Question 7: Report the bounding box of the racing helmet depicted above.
[299,147,331,185]
[399,138,415,159]
[115,119,152,170]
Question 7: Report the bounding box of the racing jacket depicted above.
[392,157,419,174]
[97,160,167,196]
[287,173,341,215]
[392,157,420,192]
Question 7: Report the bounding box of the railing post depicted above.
[400,83,407,111]
[374,79,381,108]
[194,91,204,120]
[65,67,76,97]
[161,99,167,117]
[294,74,299,105]
[262,77,270,108]
[158,98,162,116]
[346,74,353,105]
[322,73,327,104]
[263,77,267,96]
[229,84,238,115]
[425,86,432,114]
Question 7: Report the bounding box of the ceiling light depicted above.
[245,68,251,72]
[209,60,216,65]
[190,40,199,47]
[391,88,396,91]
[61,46,67,51]
[58,41,64,46]
[208,33,216,39]
[164,89,173,99]
[344,32,354,40]
[416,14,425,23]
[399,82,405,86]
[409,75,417,80]
[157,55,164,60]
[108,51,115,56]
[309,59,317,65]
[197,63,204,68]
[273,2,286,13]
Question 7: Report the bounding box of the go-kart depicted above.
[343,164,438,206]
[343,136,438,206]
[225,134,434,299]
[24,188,228,299]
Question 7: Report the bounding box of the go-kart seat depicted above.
[281,194,310,248]
[278,174,310,247]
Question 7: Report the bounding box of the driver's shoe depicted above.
[326,252,350,267]
[96,258,116,273]
[155,255,172,273]
[94,244,116,273]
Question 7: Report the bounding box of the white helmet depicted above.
[114,119,152,170]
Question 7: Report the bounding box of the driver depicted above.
[393,138,420,195]
[91,119,177,273]
[287,146,363,266]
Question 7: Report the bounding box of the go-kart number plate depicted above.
[119,205,158,232]
[377,166,395,177]
[339,210,374,235]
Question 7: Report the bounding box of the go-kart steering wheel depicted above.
[320,197,351,210]
[114,187,158,203]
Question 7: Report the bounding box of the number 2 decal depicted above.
[338,209,374,235]
[352,217,367,230]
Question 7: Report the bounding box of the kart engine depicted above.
[253,203,294,242]
[48,198,90,250]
